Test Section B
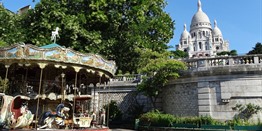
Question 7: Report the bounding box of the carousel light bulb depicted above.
[61,73,65,78]
[25,64,31,66]
[54,65,60,68]
[61,66,67,69]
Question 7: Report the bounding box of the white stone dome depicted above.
[181,24,190,39]
[212,20,222,36]
[191,11,210,25]
[190,0,211,30]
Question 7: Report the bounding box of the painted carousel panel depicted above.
[26,47,42,59]
[44,49,67,61]
[66,51,79,63]
[81,55,95,65]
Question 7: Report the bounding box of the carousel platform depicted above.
[10,128,110,131]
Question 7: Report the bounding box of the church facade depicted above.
[176,0,229,58]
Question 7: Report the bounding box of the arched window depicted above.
[199,42,202,50]
[205,42,208,50]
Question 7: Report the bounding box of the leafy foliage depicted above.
[217,50,238,56]
[0,5,24,45]
[232,103,262,120]
[139,111,224,127]
[103,100,122,122]
[170,50,188,58]
[0,77,9,93]
[248,42,262,54]
[16,0,174,73]
[139,110,174,127]
[136,49,186,108]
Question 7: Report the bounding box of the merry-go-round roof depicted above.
[0,43,117,78]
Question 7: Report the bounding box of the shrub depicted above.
[139,110,173,127]
[199,115,224,125]
[138,111,262,128]
[139,111,225,127]
[103,100,122,122]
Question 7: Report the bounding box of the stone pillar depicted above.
[197,82,211,116]
[228,58,234,65]
[254,56,259,64]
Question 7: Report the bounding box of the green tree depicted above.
[217,50,238,56]
[170,50,188,58]
[0,5,24,45]
[137,48,186,109]
[19,0,174,73]
[230,50,237,56]
[248,42,262,54]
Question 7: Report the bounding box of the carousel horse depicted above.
[38,103,70,129]
[51,27,59,43]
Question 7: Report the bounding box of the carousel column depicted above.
[106,80,111,127]
[89,70,97,113]
[72,66,81,120]
[100,81,107,127]
[61,72,65,102]
[97,72,103,126]
[4,65,10,93]
[61,65,67,102]
[35,63,47,129]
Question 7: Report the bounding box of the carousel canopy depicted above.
[0,43,116,77]
[40,43,62,49]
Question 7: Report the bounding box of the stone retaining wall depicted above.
[163,68,262,121]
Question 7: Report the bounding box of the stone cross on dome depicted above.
[214,20,217,27]
[198,0,202,11]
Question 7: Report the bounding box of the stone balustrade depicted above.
[110,55,262,82]
[110,74,141,82]
[182,54,262,70]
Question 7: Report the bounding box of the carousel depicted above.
[0,41,116,130]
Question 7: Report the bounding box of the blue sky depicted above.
[2,0,262,54]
